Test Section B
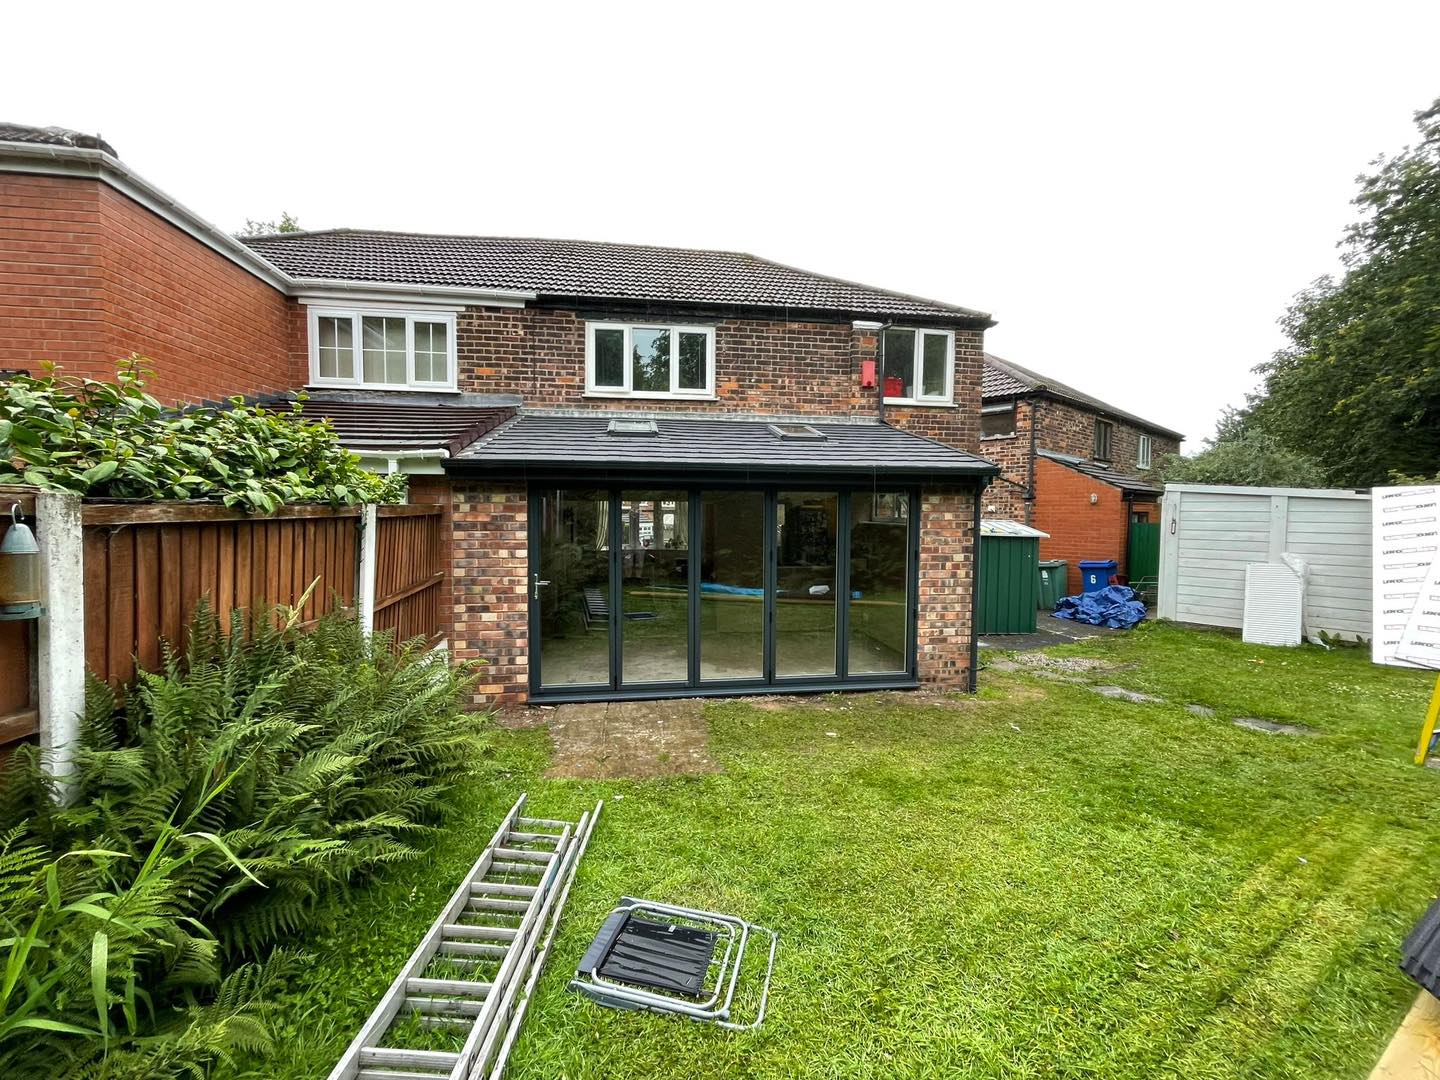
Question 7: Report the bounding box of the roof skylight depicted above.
[767,423,826,441]
[606,418,659,437]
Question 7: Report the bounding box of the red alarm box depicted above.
[860,359,877,388]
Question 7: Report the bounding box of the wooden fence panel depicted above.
[374,505,446,644]
[82,504,362,685]
[0,487,39,756]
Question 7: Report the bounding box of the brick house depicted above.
[1,124,1000,706]
[979,354,1182,595]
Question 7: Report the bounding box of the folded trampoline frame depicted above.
[570,897,778,1031]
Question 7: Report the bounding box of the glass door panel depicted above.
[535,488,611,688]
[848,492,910,674]
[620,491,690,684]
[698,491,765,681]
[775,492,838,677]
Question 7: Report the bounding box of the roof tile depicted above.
[242,230,990,321]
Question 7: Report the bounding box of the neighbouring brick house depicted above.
[979,354,1182,595]
[1,124,1000,706]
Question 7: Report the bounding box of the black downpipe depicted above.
[1025,399,1039,527]
[874,323,893,422]
[970,476,989,692]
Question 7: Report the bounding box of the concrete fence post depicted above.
[357,503,378,635]
[35,491,84,796]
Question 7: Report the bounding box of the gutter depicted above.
[351,448,449,476]
[292,279,535,307]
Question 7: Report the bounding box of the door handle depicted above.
[532,574,551,600]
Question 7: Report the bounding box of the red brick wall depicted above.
[980,397,1179,527]
[450,482,529,707]
[1,173,109,372]
[456,306,985,451]
[0,173,296,402]
[1032,398,1180,475]
[978,399,1034,521]
[1031,457,1128,595]
[918,485,979,687]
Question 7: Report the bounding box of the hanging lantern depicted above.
[0,504,42,621]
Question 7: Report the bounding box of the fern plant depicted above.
[0,604,486,1075]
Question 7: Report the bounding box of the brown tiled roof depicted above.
[983,353,1183,441]
[0,122,117,158]
[241,230,991,322]
[286,397,514,455]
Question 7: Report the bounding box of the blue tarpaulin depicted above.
[1052,584,1147,629]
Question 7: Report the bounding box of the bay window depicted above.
[308,308,456,390]
[882,328,953,404]
[587,322,714,398]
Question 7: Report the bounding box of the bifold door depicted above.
[531,485,916,696]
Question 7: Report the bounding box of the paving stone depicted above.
[1186,704,1216,717]
[1232,716,1314,736]
[1091,685,1165,704]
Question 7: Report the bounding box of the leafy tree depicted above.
[235,212,302,238]
[1250,100,1440,486]
[1154,429,1327,488]
[0,359,404,511]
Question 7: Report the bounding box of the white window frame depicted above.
[307,306,459,391]
[882,327,954,406]
[585,322,716,400]
[1138,433,1153,470]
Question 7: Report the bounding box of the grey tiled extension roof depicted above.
[241,230,992,322]
[450,413,998,479]
[983,353,1183,441]
[1038,450,1162,496]
[0,122,117,158]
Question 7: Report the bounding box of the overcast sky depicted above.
[7,2,1438,448]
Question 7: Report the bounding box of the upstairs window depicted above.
[882,328,953,404]
[587,322,714,398]
[1137,434,1153,469]
[981,403,1016,438]
[1093,419,1114,462]
[308,308,456,390]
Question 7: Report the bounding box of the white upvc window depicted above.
[881,328,954,405]
[585,322,715,399]
[307,307,458,391]
[1138,434,1153,470]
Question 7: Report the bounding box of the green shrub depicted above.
[0,605,486,1075]
[0,358,406,511]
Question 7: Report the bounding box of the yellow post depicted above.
[1415,674,1440,766]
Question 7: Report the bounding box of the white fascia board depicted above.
[293,279,534,309]
[0,142,294,292]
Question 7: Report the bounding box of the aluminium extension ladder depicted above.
[328,794,602,1080]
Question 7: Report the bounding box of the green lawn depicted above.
[243,623,1440,1079]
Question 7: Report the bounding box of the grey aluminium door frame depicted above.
[527,481,920,701]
